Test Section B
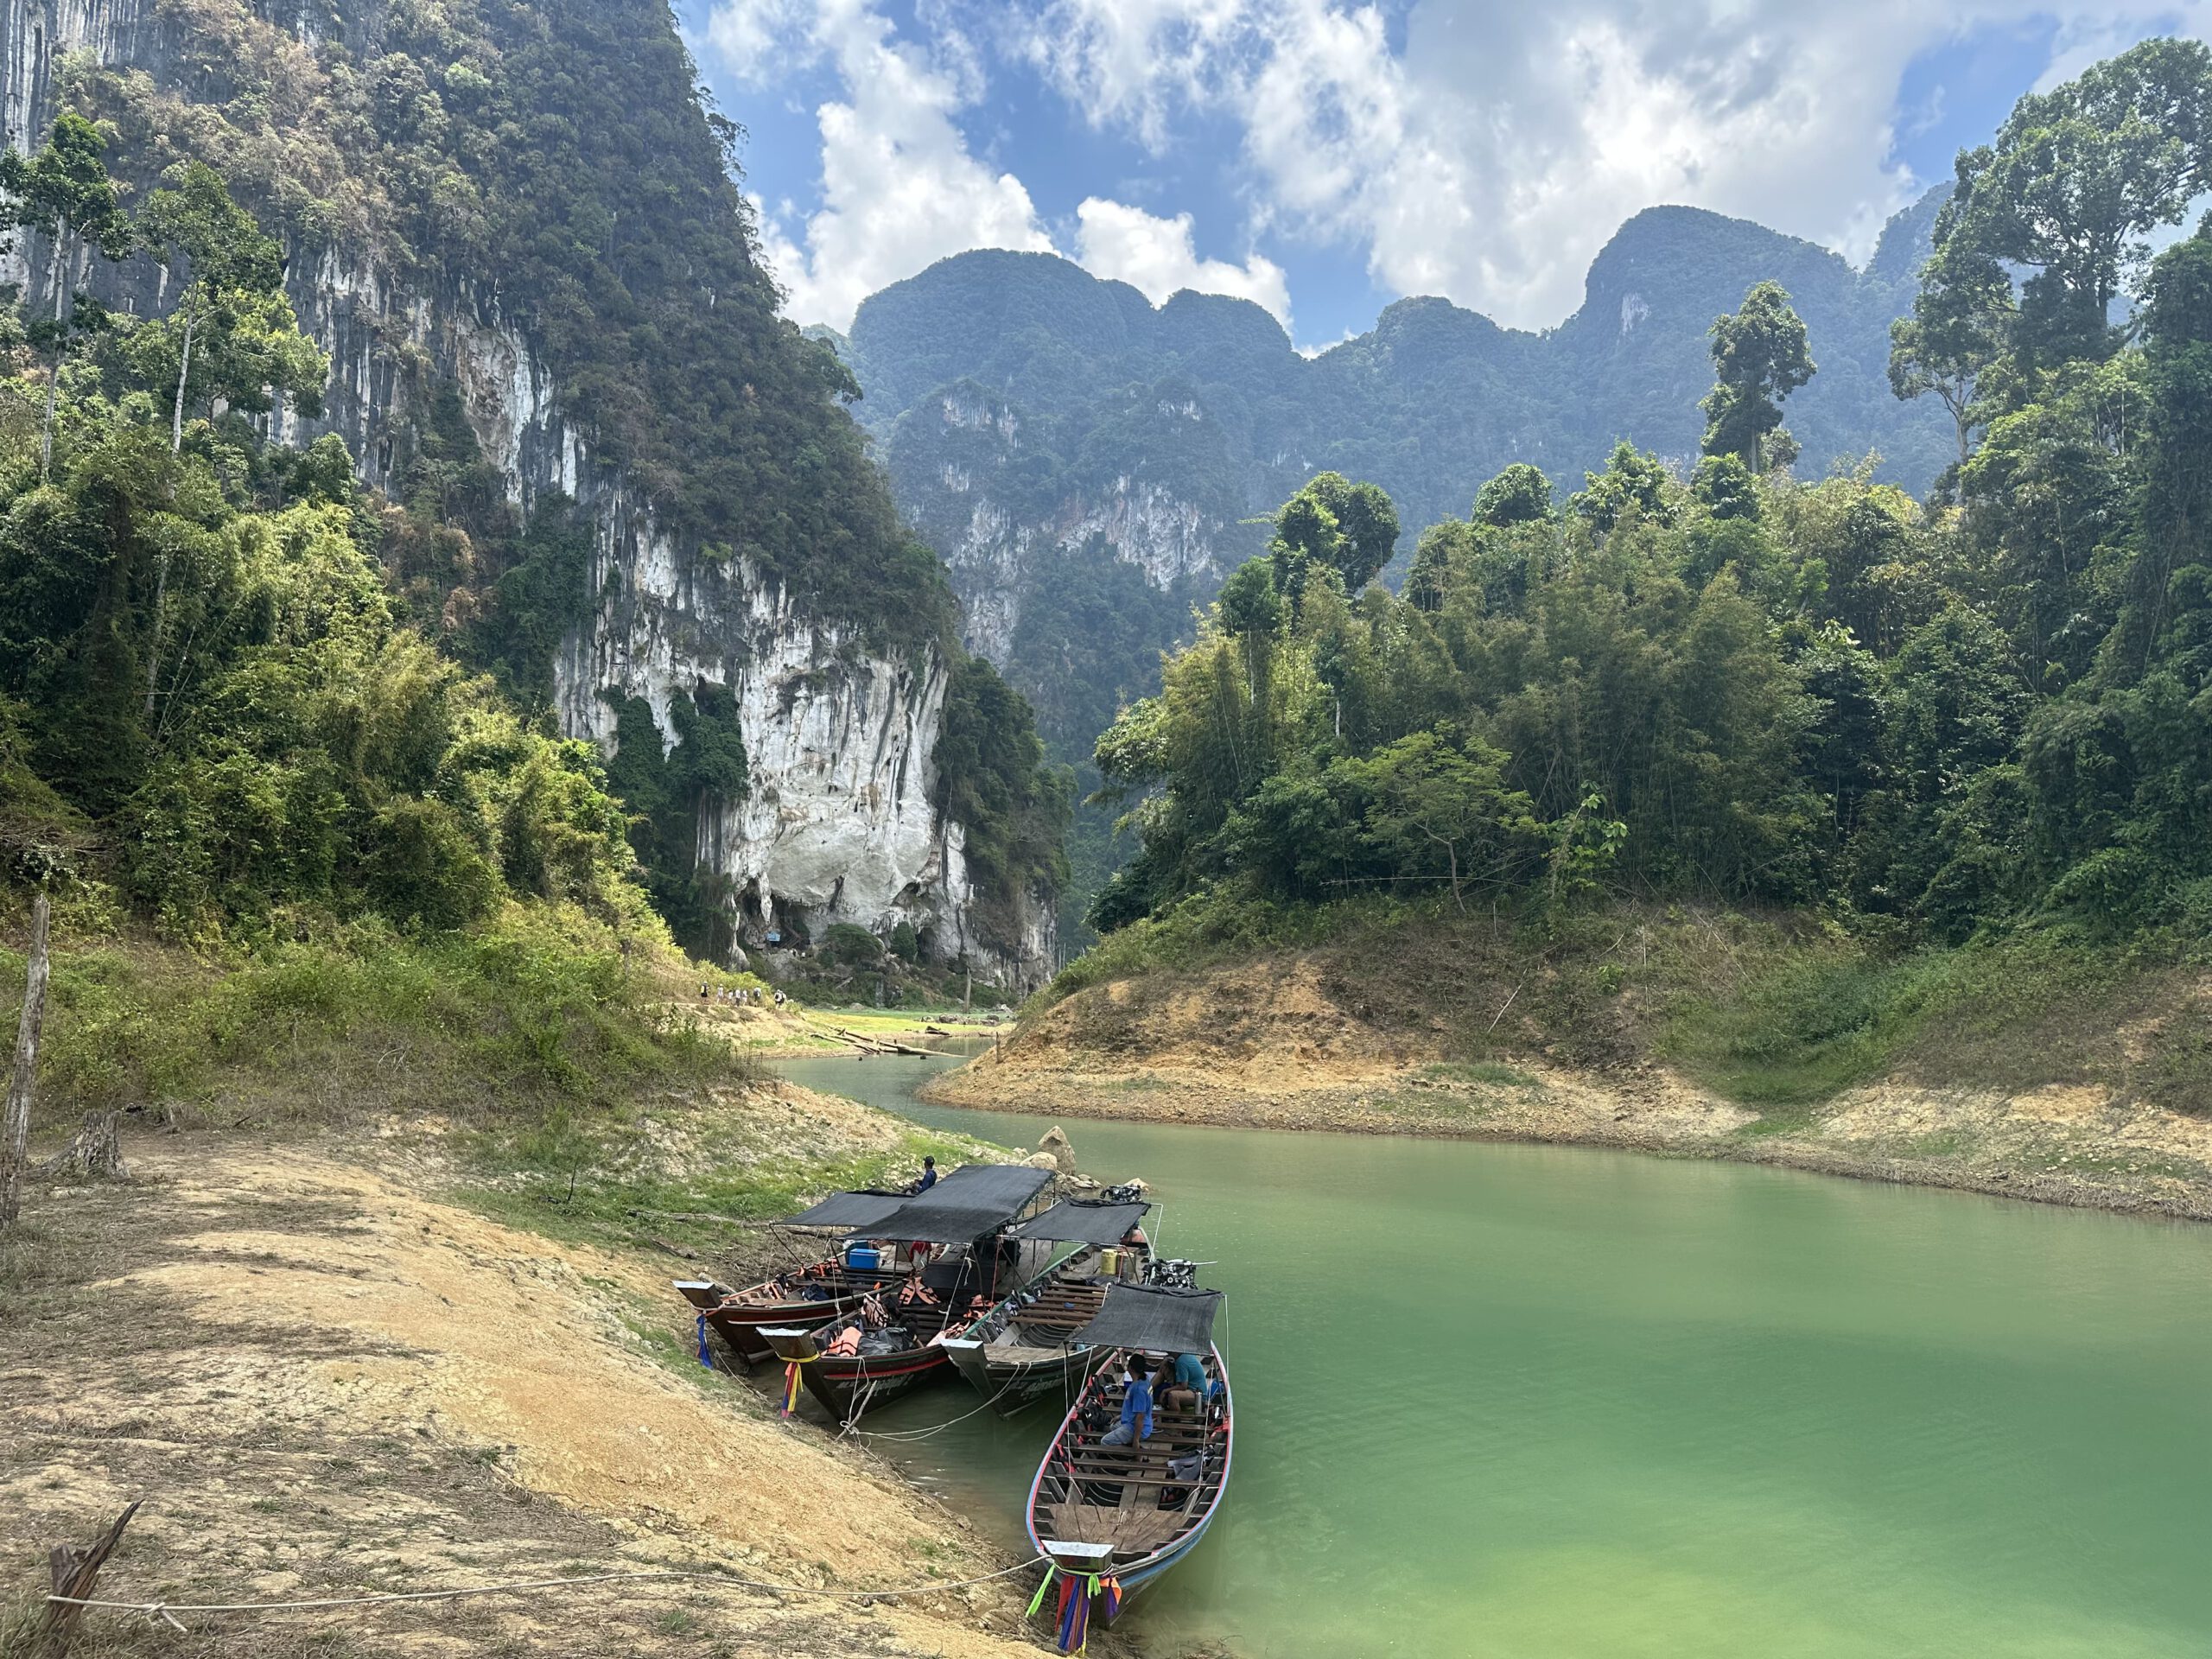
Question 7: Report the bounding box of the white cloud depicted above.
[702,0,1053,327]
[1021,0,2212,330]
[1072,198,1292,324]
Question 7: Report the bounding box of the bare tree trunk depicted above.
[143,308,199,720]
[169,305,194,454]
[3,893,53,1230]
[39,235,67,481]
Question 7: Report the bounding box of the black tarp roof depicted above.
[863,1164,1055,1244]
[773,1190,909,1230]
[1070,1285,1222,1354]
[1005,1198,1151,1246]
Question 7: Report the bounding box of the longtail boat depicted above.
[941,1195,1154,1414]
[1026,1284,1231,1651]
[674,1189,913,1366]
[760,1163,1058,1423]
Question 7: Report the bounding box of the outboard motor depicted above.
[1146,1257,1199,1291]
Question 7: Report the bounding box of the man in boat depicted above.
[1160,1351,1211,1411]
[1117,1218,1151,1281]
[1100,1356,1154,1446]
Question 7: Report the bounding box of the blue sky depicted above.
[680,3,2209,349]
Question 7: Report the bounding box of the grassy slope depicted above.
[1022,897,2212,1125]
[0,902,1003,1268]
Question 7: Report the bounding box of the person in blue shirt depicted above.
[913,1157,937,1192]
[1102,1356,1153,1446]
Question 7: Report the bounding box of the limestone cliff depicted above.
[1,0,1056,988]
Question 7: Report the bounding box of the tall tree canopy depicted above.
[1700,280,1816,472]
[1938,37,2212,367]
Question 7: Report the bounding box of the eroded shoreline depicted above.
[922,1056,2212,1224]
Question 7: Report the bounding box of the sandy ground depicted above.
[0,1135,1052,1658]
[926,969,2212,1223]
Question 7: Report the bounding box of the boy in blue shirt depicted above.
[1102,1356,1153,1446]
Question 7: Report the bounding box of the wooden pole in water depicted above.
[2,893,52,1231]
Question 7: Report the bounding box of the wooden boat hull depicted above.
[764,1331,955,1421]
[943,1334,1111,1415]
[942,1254,1116,1415]
[1025,1344,1233,1640]
[675,1273,898,1366]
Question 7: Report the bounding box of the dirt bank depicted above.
[925,958,2212,1223]
[0,1133,1048,1657]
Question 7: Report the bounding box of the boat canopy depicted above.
[1005,1198,1151,1246]
[772,1190,908,1230]
[1070,1284,1223,1354]
[864,1163,1055,1243]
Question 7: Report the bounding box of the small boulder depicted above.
[1022,1151,1062,1173]
[1038,1125,1078,1176]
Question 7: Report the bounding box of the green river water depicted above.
[778,1054,2212,1658]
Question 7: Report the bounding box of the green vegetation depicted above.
[1061,41,2212,1115]
[932,656,1071,938]
[846,151,1961,935]
[0,125,737,1151]
[1700,279,1815,473]
[61,0,957,655]
[1,906,716,1129]
[0,137,637,942]
[10,10,1066,971]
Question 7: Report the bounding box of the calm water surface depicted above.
[779,1054,2212,1658]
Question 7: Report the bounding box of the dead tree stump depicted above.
[37,1500,140,1655]
[41,1112,127,1181]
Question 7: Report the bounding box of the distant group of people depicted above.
[700,982,785,1008]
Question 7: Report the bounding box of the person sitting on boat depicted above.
[1160,1351,1212,1411]
[1101,1356,1154,1446]
[1116,1220,1151,1281]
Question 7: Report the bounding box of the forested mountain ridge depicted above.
[835,194,1952,939]
[0,0,1065,985]
[1077,38,2212,1004]
[843,198,1953,649]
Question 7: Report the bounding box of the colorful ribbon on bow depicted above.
[1027,1565,1122,1653]
[780,1353,811,1415]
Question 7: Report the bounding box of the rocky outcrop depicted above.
[551,499,1029,974]
[893,386,1241,667]
[0,0,1054,989]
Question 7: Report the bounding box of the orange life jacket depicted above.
[823,1324,862,1357]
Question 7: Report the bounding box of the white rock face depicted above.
[917,393,1230,667]
[551,504,1050,982]
[2,0,1056,990]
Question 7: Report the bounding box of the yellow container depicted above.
[1097,1247,1120,1278]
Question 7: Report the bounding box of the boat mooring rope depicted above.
[849,1368,1027,1441]
[46,1553,1054,1629]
